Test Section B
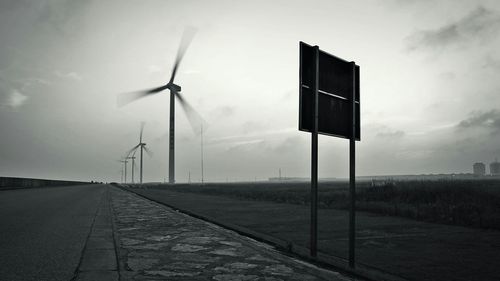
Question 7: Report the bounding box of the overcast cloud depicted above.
[406,6,500,51]
[1,0,499,182]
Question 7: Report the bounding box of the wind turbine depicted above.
[119,159,128,183]
[118,27,204,184]
[127,122,152,184]
[126,154,137,183]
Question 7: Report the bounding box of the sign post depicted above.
[310,46,319,257]
[349,61,357,268]
[299,41,360,266]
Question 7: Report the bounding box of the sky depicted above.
[1,0,500,183]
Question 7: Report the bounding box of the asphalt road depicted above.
[0,184,106,281]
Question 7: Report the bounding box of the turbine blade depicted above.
[143,145,153,157]
[140,122,145,143]
[169,26,197,84]
[126,144,141,157]
[117,85,168,107]
[175,92,207,135]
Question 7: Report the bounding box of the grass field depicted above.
[151,179,500,229]
[124,179,500,281]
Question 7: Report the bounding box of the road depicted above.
[0,184,362,281]
[0,184,106,281]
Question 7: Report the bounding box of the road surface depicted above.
[0,184,361,281]
[0,184,106,281]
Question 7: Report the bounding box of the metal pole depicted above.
[169,90,175,184]
[310,45,319,258]
[201,124,204,184]
[349,62,357,268]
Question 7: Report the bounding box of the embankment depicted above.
[0,176,89,190]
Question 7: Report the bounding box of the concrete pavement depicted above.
[0,184,107,281]
[111,186,361,281]
[74,187,119,281]
[0,184,362,280]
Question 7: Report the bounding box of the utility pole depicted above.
[201,124,204,184]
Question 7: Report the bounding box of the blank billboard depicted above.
[299,42,360,140]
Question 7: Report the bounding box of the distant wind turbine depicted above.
[119,159,128,183]
[118,27,205,184]
[127,122,152,184]
[126,154,137,183]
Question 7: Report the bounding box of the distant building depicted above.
[473,162,486,176]
[490,159,500,176]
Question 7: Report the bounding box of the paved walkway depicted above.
[75,186,118,281]
[108,186,360,281]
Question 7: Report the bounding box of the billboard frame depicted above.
[299,41,359,268]
[299,41,360,140]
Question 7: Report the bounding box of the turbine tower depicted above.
[119,27,204,184]
[126,155,136,183]
[119,159,128,183]
[127,122,152,184]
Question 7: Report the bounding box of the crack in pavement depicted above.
[73,186,119,281]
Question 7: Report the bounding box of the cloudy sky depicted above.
[1,0,499,182]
